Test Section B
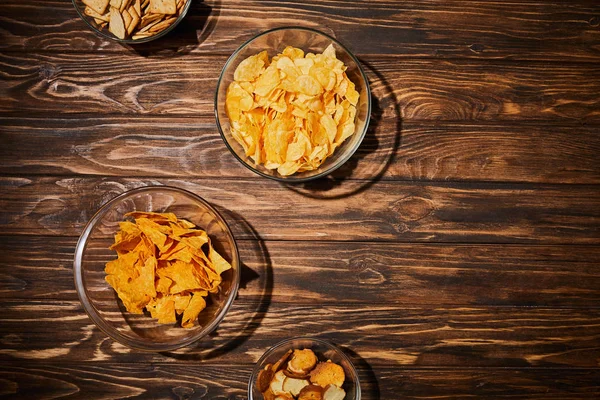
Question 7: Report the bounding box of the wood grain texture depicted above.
[1,177,598,243]
[1,0,600,397]
[1,300,599,367]
[1,0,599,62]
[1,364,599,399]
[2,236,600,307]
[2,117,600,184]
[2,52,600,121]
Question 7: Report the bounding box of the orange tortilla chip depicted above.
[126,211,178,223]
[182,294,206,328]
[105,211,232,328]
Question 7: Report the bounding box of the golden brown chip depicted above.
[288,348,318,374]
[309,361,345,388]
[282,369,309,380]
[274,394,294,400]
[298,385,324,400]
[256,367,274,392]
[262,389,277,400]
[271,349,293,373]
[226,44,359,176]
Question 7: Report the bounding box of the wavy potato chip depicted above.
[226,44,360,176]
[104,211,232,328]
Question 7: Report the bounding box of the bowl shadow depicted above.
[126,0,221,58]
[160,209,272,361]
[284,58,402,200]
[338,345,381,400]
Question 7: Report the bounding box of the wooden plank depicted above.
[2,236,600,307]
[1,364,599,399]
[1,116,599,184]
[1,300,599,367]
[0,0,599,62]
[2,52,600,121]
[0,177,598,243]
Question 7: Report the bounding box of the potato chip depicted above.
[105,211,232,328]
[226,44,360,176]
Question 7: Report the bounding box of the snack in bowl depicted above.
[225,44,360,177]
[256,348,347,400]
[81,0,187,40]
[105,211,232,328]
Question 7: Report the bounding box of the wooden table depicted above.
[1,0,600,398]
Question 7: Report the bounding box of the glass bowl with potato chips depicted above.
[248,337,361,400]
[215,27,371,182]
[74,186,240,351]
[72,0,191,43]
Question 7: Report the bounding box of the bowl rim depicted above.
[71,0,192,44]
[247,336,362,399]
[73,185,241,352]
[214,26,372,183]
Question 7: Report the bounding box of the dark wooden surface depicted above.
[1,0,599,398]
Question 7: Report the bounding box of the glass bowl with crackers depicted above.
[249,337,361,400]
[73,186,240,351]
[215,27,372,182]
[72,0,191,43]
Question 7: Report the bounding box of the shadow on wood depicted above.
[160,209,272,360]
[127,0,221,58]
[338,344,381,400]
[285,58,402,199]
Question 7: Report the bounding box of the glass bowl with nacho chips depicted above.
[249,337,361,400]
[72,0,191,43]
[215,27,371,182]
[73,186,240,352]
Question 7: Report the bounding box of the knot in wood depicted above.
[390,196,435,222]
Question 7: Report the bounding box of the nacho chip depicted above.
[226,44,360,176]
[105,211,232,328]
[182,294,207,328]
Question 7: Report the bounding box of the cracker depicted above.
[83,0,109,15]
[85,6,110,22]
[108,7,126,39]
[149,0,177,14]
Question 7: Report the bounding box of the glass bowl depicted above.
[72,0,192,44]
[215,27,372,182]
[248,337,361,399]
[73,186,240,351]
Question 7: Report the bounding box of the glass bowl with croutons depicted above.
[72,0,191,43]
[249,337,361,400]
